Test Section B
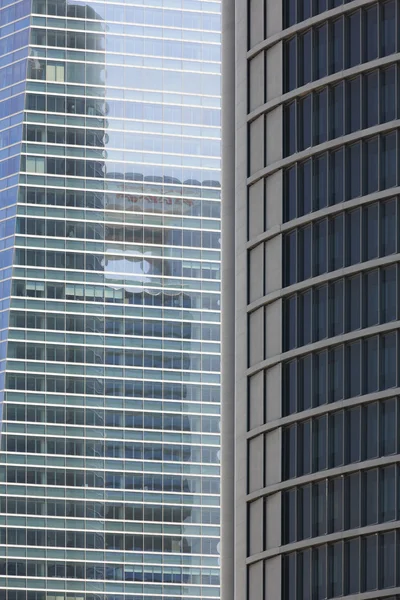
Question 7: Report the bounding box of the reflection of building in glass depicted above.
[0,0,220,598]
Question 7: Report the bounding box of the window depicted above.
[381,1,396,57]
[364,6,378,61]
[347,77,361,133]
[364,469,378,525]
[364,137,379,194]
[363,535,377,591]
[347,12,361,68]
[381,266,396,322]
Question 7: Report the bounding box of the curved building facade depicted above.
[222,0,400,598]
[0,0,221,599]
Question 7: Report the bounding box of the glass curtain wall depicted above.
[0,0,221,598]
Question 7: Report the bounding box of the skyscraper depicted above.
[0,0,221,599]
[222,0,400,598]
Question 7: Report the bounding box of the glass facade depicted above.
[0,0,221,599]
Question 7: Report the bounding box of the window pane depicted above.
[329,411,343,467]
[284,425,297,478]
[299,95,312,151]
[314,351,327,406]
[299,290,312,346]
[381,0,396,57]
[381,265,397,323]
[329,542,343,598]
[313,415,327,471]
[330,279,344,336]
[285,37,297,92]
[330,147,344,204]
[364,468,378,525]
[313,219,327,275]
[364,535,377,591]
[284,295,297,350]
[364,6,378,61]
[330,18,343,73]
[347,406,361,463]
[364,270,379,327]
[312,481,326,535]
[314,25,327,80]
[347,341,361,397]
[364,203,379,261]
[299,354,312,411]
[285,360,297,415]
[313,285,327,341]
[313,154,327,210]
[347,275,361,331]
[283,488,297,543]
[284,231,297,285]
[329,477,343,533]
[347,77,361,133]
[380,465,396,522]
[330,213,344,270]
[347,473,360,528]
[364,336,378,394]
[364,70,379,127]
[299,30,312,86]
[314,89,327,145]
[347,142,361,199]
[299,225,312,281]
[381,199,397,256]
[347,208,361,265]
[381,66,396,122]
[381,333,397,390]
[381,132,397,190]
[345,538,360,594]
[364,137,379,194]
[312,545,327,600]
[301,419,311,474]
[285,165,297,222]
[364,402,378,460]
[299,159,312,216]
[380,398,396,454]
[347,11,361,68]
[299,484,311,539]
[381,531,395,588]
[284,102,297,156]
[329,346,344,402]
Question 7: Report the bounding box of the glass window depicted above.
[330,147,344,204]
[364,5,378,61]
[312,482,326,538]
[285,102,297,156]
[313,416,327,471]
[365,203,379,260]
[313,154,327,210]
[284,231,297,286]
[347,473,360,528]
[330,213,344,270]
[380,398,396,454]
[347,77,361,134]
[285,0,296,28]
[364,270,379,327]
[301,548,312,600]
[380,465,396,522]
[347,11,361,68]
[329,477,343,533]
[299,95,312,151]
[347,341,361,397]
[381,199,397,256]
[285,296,297,350]
[298,225,312,281]
[329,542,343,598]
[314,24,327,80]
[329,411,343,467]
[299,159,312,216]
[285,37,297,92]
[345,538,360,594]
[314,351,327,407]
[313,285,327,341]
[285,166,297,222]
[381,66,396,122]
[299,290,312,346]
[314,89,327,145]
[301,419,312,474]
[347,142,361,199]
[347,208,361,265]
[381,0,396,57]
[381,333,397,390]
[313,218,327,276]
[330,83,344,139]
[285,360,297,415]
[381,265,397,323]
[364,535,377,591]
[299,354,312,411]
[283,553,297,599]
[330,279,344,337]
[313,545,327,600]
[364,402,378,460]
[299,484,311,539]
[364,70,379,127]
[380,531,395,588]
[365,336,379,394]
[299,30,312,86]
[284,425,297,479]
[330,18,343,73]
[364,469,378,525]
[284,488,297,543]
[329,346,344,402]
[381,131,397,190]
[347,275,361,331]
[347,406,361,463]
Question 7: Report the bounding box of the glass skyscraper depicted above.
[0,0,221,599]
